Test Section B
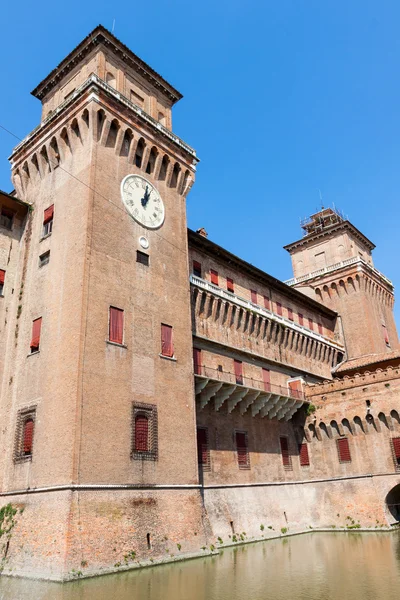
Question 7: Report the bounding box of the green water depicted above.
[0,532,400,600]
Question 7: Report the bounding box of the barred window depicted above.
[235,431,250,469]
[337,438,351,463]
[131,403,158,461]
[390,437,400,471]
[14,406,36,462]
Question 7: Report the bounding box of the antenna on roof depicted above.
[318,189,324,210]
[112,18,116,34]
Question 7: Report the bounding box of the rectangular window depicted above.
[264,296,270,310]
[14,406,37,462]
[251,289,257,304]
[193,260,202,278]
[197,427,210,470]
[299,443,310,467]
[383,324,390,347]
[234,359,243,385]
[161,324,174,357]
[136,250,149,266]
[235,431,250,469]
[132,402,158,461]
[308,318,314,331]
[0,269,5,296]
[287,307,294,321]
[276,302,282,316]
[193,348,202,375]
[109,307,124,345]
[210,269,219,286]
[298,313,304,326]
[0,207,14,230]
[280,436,292,470]
[337,438,351,463]
[39,251,50,268]
[226,277,234,293]
[262,368,271,392]
[391,438,400,471]
[30,317,42,353]
[317,322,323,335]
[43,204,54,237]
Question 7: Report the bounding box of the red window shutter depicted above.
[251,290,257,304]
[109,307,124,344]
[391,438,400,468]
[288,379,302,400]
[23,419,34,455]
[264,296,270,310]
[226,277,234,292]
[193,348,202,375]
[299,443,310,467]
[298,313,304,326]
[318,323,323,334]
[280,437,291,467]
[0,269,5,285]
[288,307,294,321]
[161,324,174,357]
[337,438,351,463]
[30,317,42,350]
[193,261,202,277]
[236,432,248,466]
[43,204,54,224]
[308,318,314,331]
[197,428,208,465]
[262,368,271,392]
[234,359,243,384]
[210,269,219,285]
[276,302,282,316]
[135,415,149,451]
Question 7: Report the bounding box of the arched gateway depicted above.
[386,484,400,522]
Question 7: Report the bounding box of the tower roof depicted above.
[31,25,183,105]
[284,208,375,253]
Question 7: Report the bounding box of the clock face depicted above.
[121,175,165,229]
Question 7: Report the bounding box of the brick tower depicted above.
[284,208,399,360]
[0,26,207,579]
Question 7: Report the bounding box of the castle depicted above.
[0,26,399,581]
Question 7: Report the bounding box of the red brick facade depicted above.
[0,27,399,580]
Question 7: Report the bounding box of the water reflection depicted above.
[0,532,399,600]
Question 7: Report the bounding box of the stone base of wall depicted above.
[1,474,399,581]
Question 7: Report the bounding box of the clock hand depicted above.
[140,185,151,208]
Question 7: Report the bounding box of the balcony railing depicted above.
[285,256,393,288]
[194,365,305,401]
[194,364,305,421]
[190,274,344,352]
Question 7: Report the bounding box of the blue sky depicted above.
[0,1,399,323]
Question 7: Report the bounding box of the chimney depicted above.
[196,227,208,238]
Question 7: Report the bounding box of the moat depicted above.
[0,532,399,600]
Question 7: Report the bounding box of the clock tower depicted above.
[3,26,206,579]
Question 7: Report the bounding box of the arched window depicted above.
[146,147,158,175]
[106,119,119,148]
[135,138,145,168]
[169,162,180,188]
[158,155,169,181]
[120,129,133,157]
[135,415,149,452]
[23,418,34,456]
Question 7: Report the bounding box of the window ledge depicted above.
[106,340,128,349]
[27,351,40,357]
[39,233,52,243]
[159,354,177,362]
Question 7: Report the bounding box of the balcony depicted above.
[194,365,305,422]
[285,256,393,288]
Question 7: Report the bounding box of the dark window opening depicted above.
[193,261,202,278]
[227,278,234,293]
[135,138,145,168]
[197,427,210,469]
[137,250,149,266]
[280,436,292,470]
[0,207,14,230]
[235,431,250,469]
[146,533,151,549]
[39,251,50,268]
